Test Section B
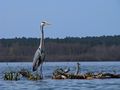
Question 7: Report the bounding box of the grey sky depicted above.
[0,0,120,38]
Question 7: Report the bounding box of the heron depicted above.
[32,21,50,77]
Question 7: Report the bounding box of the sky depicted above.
[0,0,120,38]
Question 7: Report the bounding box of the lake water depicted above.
[0,62,120,90]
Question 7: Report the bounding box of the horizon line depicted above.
[0,35,120,39]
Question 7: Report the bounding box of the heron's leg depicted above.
[40,64,43,79]
[36,69,38,75]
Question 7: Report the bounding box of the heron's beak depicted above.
[45,22,51,25]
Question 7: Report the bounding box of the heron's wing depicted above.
[32,48,41,70]
[40,50,45,62]
[32,48,46,71]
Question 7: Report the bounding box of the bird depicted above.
[32,21,50,76]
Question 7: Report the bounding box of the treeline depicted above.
[0,35,120,62]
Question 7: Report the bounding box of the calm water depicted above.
[0,62,120,90]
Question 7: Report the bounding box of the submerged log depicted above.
[4,72,20,80]
[4,63,120,80]
[52,63,120,80]
[4,69,42,81]
[52,69,120,80]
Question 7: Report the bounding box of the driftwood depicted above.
[52,63,120,80]
[52,68,120,80]
[4,72,20,80]
[4,63,120,80]
[4,69,42,80]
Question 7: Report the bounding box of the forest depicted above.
[0,35,120,62]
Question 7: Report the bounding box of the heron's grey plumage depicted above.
[32,48,45,71]
[32,21,50,73]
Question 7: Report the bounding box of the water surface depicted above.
[0,62,120,90]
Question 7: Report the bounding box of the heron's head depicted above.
[40,21,50,28]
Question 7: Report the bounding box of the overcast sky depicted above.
[0,0,120,38]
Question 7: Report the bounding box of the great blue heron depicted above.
[32,21,50,76]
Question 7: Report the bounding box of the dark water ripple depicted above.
[0,62,120,90]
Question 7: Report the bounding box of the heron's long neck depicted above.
[39,26,44,50]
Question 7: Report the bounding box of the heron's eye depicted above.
[42,22,45,24]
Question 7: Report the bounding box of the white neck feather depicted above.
[39,26,44,49]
